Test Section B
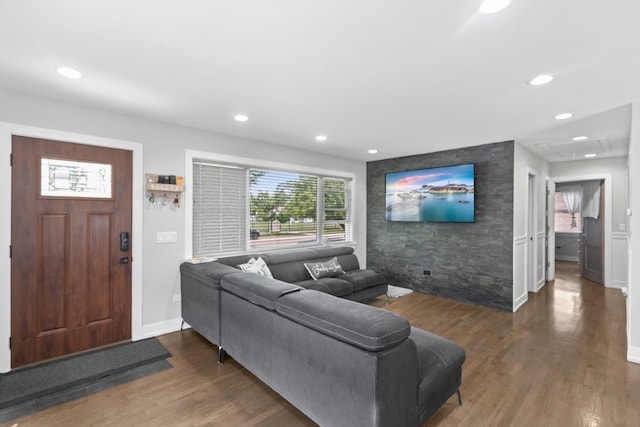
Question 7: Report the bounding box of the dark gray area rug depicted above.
[0,338,172,422]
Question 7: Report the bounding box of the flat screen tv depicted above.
[385,163,475,223]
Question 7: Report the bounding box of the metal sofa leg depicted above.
[218,346,227,363]
[456,389,462,406]
[180,320,185,330]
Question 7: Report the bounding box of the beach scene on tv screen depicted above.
[386,164,475,222]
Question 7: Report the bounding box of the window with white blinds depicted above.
[192,159,354,258]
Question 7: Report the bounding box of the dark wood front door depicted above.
[11,136,132,368]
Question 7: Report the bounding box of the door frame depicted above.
[526,170,539,292]
[546,179,556,281]
[0,122,144,373]
[549,173,612,287]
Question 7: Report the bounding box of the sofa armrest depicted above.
[339,269,388,292]
[179,261,239,347]
[180,261,240,290]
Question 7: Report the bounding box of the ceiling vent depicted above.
[535,137,611,160]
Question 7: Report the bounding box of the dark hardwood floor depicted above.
[4,261,639,426]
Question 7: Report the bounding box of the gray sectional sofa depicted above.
[179,246,466,426]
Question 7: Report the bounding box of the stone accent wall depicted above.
[367,141,514,311]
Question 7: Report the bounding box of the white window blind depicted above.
[193,161,247,257]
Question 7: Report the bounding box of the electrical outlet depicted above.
[172,294,181,302]
[423,270,431,276]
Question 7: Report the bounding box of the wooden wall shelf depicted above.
[145,183,184,193]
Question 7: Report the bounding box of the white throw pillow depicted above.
[238,256,273,279]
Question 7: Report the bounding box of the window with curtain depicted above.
[193,160,354,257]
[554,186,582,232]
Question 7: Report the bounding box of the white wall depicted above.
[550,156,628,288]
[0,88,368,372]
[513,143,550,311]
[628,102,640,364]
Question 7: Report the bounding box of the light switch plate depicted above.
[157,231,177,243]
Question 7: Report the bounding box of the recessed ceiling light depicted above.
[529,74,554,86]
[479,0,512,14]
[573,136,588,141]
[56,66,82,79]
[234,114,248,122]
[315,135,327,142]
[554,112,573,120]
[368,149,378,154]
[584,153,597,158]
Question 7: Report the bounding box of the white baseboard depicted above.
[555,256,579,262]
[141,318,190,339]
[513,293,528,312]
[628,345,640,364]
[608,280,625,290]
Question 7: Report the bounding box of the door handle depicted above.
[118,256,131,264]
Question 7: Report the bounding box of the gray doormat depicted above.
[0,338,172,422]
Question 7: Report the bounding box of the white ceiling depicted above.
[0,0,637,162]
